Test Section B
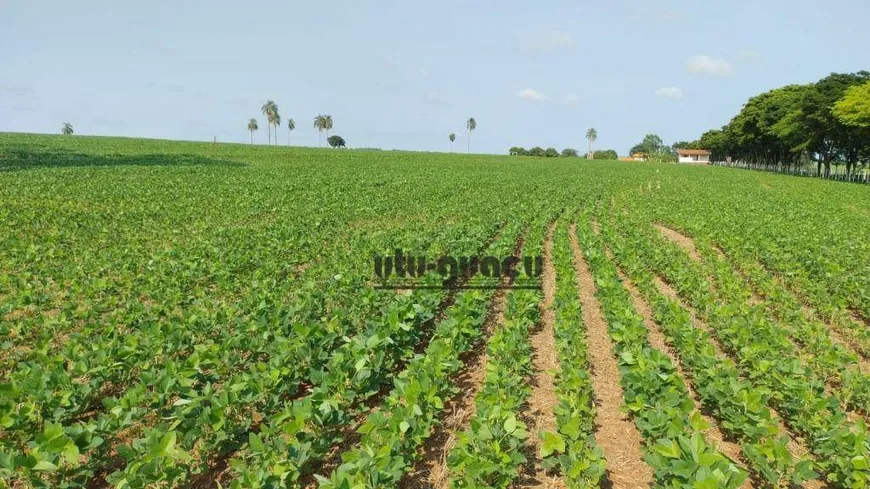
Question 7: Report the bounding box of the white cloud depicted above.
[521,30,575,53]
[654,86,683,99]
[559,93,580,106]
[686,55,733,77]
[515,88,548,102]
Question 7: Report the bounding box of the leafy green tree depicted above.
[592,149,618,160]
[833,81,870,128]
[773,73,869,176]
[630,134,665,156]
[561,148,579,157]
[327,135,346,148]
[61,122,74,135]
[449,133,456,152]
[528,146,545,157]
[509,146,526,156]
[466,117,476,153]
[544,147,559,157]
[247,118,258,145]
[586,128,597,157]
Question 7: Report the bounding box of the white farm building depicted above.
[677,149,712,164]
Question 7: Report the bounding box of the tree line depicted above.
[683,71,870,177]
[508,128,614,159]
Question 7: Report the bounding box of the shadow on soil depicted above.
[0,147,246,171]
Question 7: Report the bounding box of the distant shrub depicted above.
[528,146,545,157]
[327,135,346,148]
[592,149,618,160]
[561,148,579,157]
[544,148,559,157]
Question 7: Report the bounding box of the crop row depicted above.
[573,211,747,488]
[539,220,605,488]
[226,222,524,488]
[597,211,812,486]
[609,207,870,487]
[445,222,547,488]
[689,234,870,416]
[314,219,531,489]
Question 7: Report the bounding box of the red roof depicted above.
[676,149,712,156]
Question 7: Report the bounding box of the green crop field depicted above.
[1,133,869,489]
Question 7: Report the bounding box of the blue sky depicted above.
[2,0,869,154]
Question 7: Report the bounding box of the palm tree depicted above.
[323,115,333,138]
[247,118,259,145]
[466,118,476,153]
[314,114,333,146]
[272,112,281,146]
[449,133,456,152]
[287,118,295,145]
[61,122,74,135]
[586,128,597,158]
[261,100,276,145]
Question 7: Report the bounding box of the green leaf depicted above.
[503,414,517,434]
[249,432,264,452]
[33,461,59,472]
[540,432,566,457]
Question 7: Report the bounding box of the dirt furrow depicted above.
[568,223,654,489]
[515,222,564,489]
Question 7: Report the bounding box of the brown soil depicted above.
[654,224,702,262]
[569,223,654,489]
[515,222,565,489]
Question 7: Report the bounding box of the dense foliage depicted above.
[687,71,870,176]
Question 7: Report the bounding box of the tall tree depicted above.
[585,128,597,157]
[261,100,276,145]
[247,118,259,145]
[466,117,476,152]
[272,111,281,146]
[323,115,333,138]
[833,81,870,176]
[833,81,870,128]
[61,122,74,135]
[287,118,296,145]
[313,114,328,146]
[449,133,456,152]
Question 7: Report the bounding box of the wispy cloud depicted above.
[654,86,683,99]
[514,88,548,102]
[521,30,575,53]
[686,55,733,77]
